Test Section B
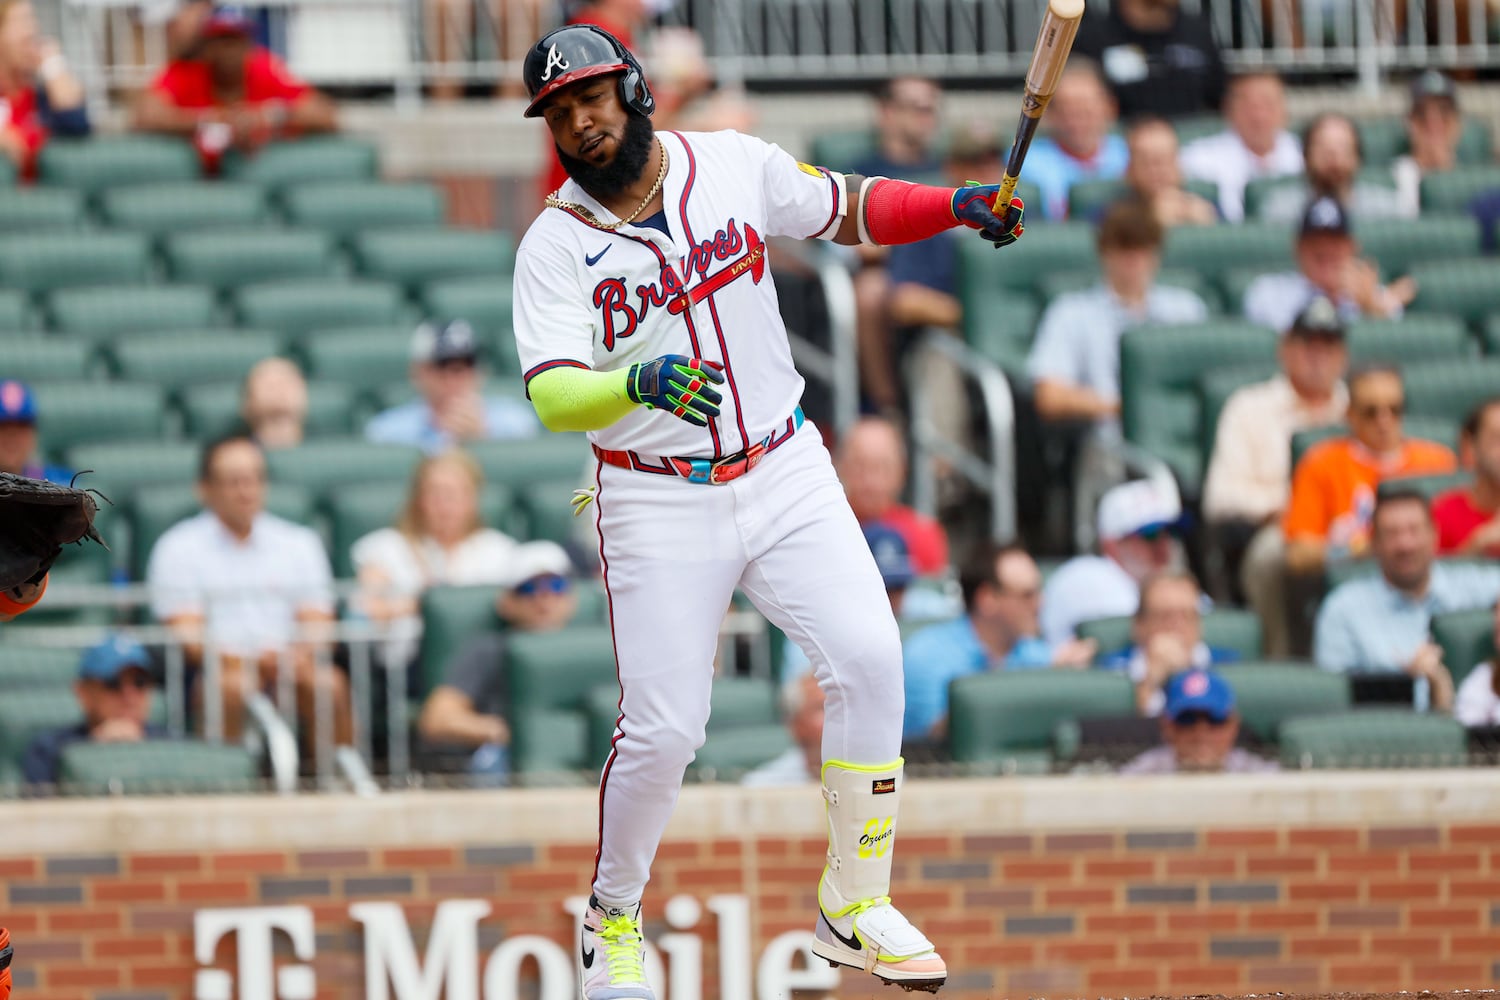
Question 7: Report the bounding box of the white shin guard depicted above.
[818,757,902,916]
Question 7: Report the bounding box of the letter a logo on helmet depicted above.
[523,24,655,119]
[541,43,569,81]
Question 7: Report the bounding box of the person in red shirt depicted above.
[0,0,89,178]
[835,416,950,575]
[1434,397,1500,558]
[131,5,336,172]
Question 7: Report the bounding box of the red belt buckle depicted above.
[709,458,743,485]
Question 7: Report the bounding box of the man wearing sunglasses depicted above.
[20,635,168,789]
[1119,668,1277,774]
[417,541,578,781]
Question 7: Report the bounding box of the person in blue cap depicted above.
[20,635,168,787]
[0,380,71,484]
[1119,668,1278,774]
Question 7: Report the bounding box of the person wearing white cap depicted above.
[1039,477,1184,645]
[415,541,578,781]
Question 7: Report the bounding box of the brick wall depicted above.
[4,777,1500,999]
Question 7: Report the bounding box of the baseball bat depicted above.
[995,0,1086,209]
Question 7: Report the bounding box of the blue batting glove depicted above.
[952,182,1025,249]
[626,355,725,427]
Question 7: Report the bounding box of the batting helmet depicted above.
[523,24,655,119]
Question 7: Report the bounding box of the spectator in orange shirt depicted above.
[0,0,89,178]
[1283,363,1456,576]
[835,416,949,575]
[131,5,337,173]
[1433,397,1500,558]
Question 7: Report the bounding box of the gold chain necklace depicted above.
[544,137,668,231]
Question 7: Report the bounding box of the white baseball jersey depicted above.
[513,128,848,459]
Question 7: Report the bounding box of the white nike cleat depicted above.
[578,896,654,1000]
[811,896,947,992]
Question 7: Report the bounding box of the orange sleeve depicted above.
[1282,446,1332,541]
[1412,441,1458,474]
[0,574,46,621]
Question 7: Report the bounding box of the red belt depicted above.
[593,407,804,485]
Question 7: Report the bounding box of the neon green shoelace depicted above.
[599,915,646,983]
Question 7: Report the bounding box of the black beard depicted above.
[557,112,656,202]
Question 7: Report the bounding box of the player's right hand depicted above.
[626,355,725,427]
[952,182,1025,249]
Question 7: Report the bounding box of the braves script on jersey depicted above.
[514,129,847,459]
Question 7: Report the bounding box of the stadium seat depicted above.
[176,378,356,440]
[108,333,284,389]
[467,435,592,491]
[416,586,502,695]
[1290,424,1345,468]
[0,188,86,231]
[1409,260,1500,328]
[949,670,1134,769]
[1173,114,1224,145]
[1278,709,1468,768]
[0,687,85,776]
[418,278,516,367]
[506,626,619,774]
[233,279,409,336]
[1242,175,1308,220]
[0,232,150,295]
[1484,314,1500,356]
[324,482,514,577]
[1378,470,1471,502]
[37,136,200,192]
[1356,216,1482,278]
[1419,166,1500,213]
[64,441,201,500]
[131,481,314,579]
[266,439,422,492]
[299,326,416,388]
[0,153,14,186]
[1038,267,1217,314]
[515,480,578,545]
[1120,320,1279,489]
[351,229,517,292]
[1065,179,1219,221]
[162,229,337,291]
[1432,607,1496,688]
[1161,222,1294,290]
[2,337,93,383]
[59,741,258,795]
[963,296,1042,378]
[0,289,29,328]
[46,285,220,341]
[1358,116,1492,166]
[689,724,794,779]
[30,381,165,457]
[584,675,781,773]
[1402,358,1500,426]
[1074,608,1264,662]
[957,221,1094,296]
[1197,362,1280,462]
[1346,315,1473,364]
[99,182,271,236]
[221,137,379,187]
[1214,662,1350,744]
[279,181,446,238]
[0,646,81,690]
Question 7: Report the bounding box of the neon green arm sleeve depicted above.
[527,365,639,432]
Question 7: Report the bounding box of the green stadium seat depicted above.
[266,439,422,492]
[1378,470,1471,503]
[0,153,15,186]
[1409,260,1500,327]
[949,670,1134,769]
[99,182,270,236]
[585,675,781,772]
[963,296,1042,378]
[1242,175,1309,220]
[1356,216,1482,278]
[515,480,577,545]
[1074,608,1265,662]
[1346,315,1473,364]
[957,222,1094,297]
[1402,358,1500,426]
[108,333,284,389]
[176,378,355,440]
[325,482,515,577]
[1120,320,1279,489]
[1173,115,1224,145]
[418,278,516,367]
[46,285,219,341]
[59,741,258,795]
[221,137,379,187]
[131,482,314,579]
[0,232,150,295]
[0,288,29,328]
[0,646,81,690]
[64,441,201,500]
[0,188,86,231]
[1484,314,1500,356]
[299,326,415,388]
[1432,607,1496,688]
[279,181,446,237]
[31,382,165,457]
[1358,116,1492,166]
[1214,662,1350,744]
[1066,178,1129,220]
[1162,222,1294,289]
[1278,709,1469,768]
[416,586,502,696]
[162,229,336,291]
[37,136,200,192]
[1038,267,1217,314]
[506,626,618,774]
[352,229,516,292]
[689,724,794,779]
[1198,362,1281,461]
[467,435,592,491]
[1419,166,1500,213]
[1290,424,1345,468]
[233,279,408,336]
[1,337,92,383]
[0,687,85,777]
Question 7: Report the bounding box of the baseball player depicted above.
[513,24,1024,999]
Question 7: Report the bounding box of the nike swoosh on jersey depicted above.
[822,912,863,952]
[586,245,611,266]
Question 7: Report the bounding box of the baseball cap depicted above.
[863,523,915,590]
[1096,478,1183,543]
[1163,669,1235,723]
[1298,195,1351,239]
[78,634,153,682]
[0,380,36,424]
[1285,294,1345,340]
[1409,69,1457,111]
[410,320,480,365]
[501,540,573,591]
[202,4,254,37]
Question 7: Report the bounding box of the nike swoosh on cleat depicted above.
[582,945,595,968]
[821,911,863,952]
[586,246,611,266]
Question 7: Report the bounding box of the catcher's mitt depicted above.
[0,473,108,596]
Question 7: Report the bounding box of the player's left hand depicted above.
[952,182,1024,249]
[626,355,726,427]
